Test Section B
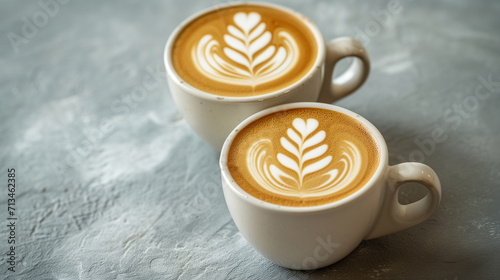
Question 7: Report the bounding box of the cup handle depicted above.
[364,162,442,240]
[317,37,370,103]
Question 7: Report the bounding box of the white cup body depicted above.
[166,71,323,150]
[221,171,388,270]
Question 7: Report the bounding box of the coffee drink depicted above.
[171,4,318,97]
[227,108,381,207]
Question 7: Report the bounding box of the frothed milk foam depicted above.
[227,108,380,207]
[171,4,318,97]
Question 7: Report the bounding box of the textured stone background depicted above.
[1,0,499,279]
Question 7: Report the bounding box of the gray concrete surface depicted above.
[1,0,499,279]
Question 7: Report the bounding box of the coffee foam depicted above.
[227,108,381,207]
[171,5,318,97]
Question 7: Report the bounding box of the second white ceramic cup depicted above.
[219,102,442,270]
[164,2,370,151]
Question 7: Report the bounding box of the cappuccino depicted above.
[171,4,318,97]
[227,108,380,207]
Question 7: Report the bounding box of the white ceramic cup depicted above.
[219,102,442,270]
[164,2,370,151]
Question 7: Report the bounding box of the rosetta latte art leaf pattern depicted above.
[247,118,363,198]
[192,12,299,86]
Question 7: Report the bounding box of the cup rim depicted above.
[164,1,326,103]
[219,102,389,213]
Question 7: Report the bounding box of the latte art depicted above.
[248,118,362,199]
[228,108,380,207]
[193,12,299,88]
[171,5,318,97]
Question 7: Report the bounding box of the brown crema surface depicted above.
[227,108,381,207]
[171,4,318,97]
